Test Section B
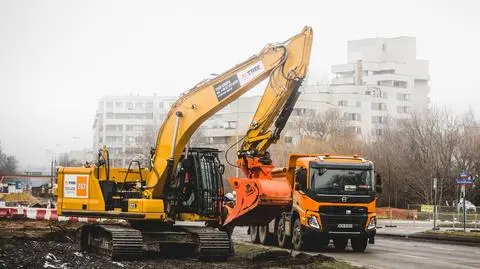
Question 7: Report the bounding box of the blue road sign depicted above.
[456,178,474,184]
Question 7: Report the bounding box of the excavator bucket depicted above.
[223,177,292,226]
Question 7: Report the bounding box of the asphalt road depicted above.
[232,227,480,269]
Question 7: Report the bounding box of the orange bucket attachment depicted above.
[223,177,292,226]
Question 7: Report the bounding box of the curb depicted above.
[377,232,480,247]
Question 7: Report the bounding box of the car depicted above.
[457,199,477,212]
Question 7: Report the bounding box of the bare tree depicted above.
[0,144,18,174]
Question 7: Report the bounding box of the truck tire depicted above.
[277,215,291,248]
[291,218,305,250]
[258,225,272,245]
[333,237,348,251]
[249,226,259,243]
[351,236,368,252]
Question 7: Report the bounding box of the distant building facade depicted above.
[92,94,177,167]
[328,36,430,136]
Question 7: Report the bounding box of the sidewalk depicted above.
[377,219,433,236]
[376,219,480,246]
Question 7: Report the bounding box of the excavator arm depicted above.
[146,26,313,200]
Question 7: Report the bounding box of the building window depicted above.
[106,102,113,109]
[356,101,361,107]
[344,112,362,121]
[284,136,293,144]
[115,101,123,108]
[126,125,134,131]
[146,102,153,109]
[159,102,164,109]
[373,128,384,136]
[397,93,410,101]
[382,44,386,52]
[106,125,122,131]
[106,136,122,144]
[397,106,411,114]
[106,113,114,119]
[393,81,407,88]
[338,100,348,106]
[373,69,394,75]
[292,108,315,116]
[347,126,362,134]
[372,116,387,124]
[135,102,144,109]
[126,102,134,110]
[371,103,387,111]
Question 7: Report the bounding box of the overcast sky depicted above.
[1,0,479,169]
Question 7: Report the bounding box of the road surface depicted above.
[232,227,480,269]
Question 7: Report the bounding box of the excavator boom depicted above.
[146,27,313,201]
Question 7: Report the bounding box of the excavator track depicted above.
[79,224,233,261]
[79,225,144,260]
[188,227,233,261]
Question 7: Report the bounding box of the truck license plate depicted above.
[337,223,353,228]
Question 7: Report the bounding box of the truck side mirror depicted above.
[375,173,382,194]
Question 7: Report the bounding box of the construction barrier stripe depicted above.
[0,206,112,223]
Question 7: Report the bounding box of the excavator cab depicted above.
[164,148,225,220]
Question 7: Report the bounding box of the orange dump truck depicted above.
[245,154,382,252]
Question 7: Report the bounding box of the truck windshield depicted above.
[310,167,374,194]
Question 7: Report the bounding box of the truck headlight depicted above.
[307,215,320,229]
[367,217,376,230]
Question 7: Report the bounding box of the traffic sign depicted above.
[456,178,474,184]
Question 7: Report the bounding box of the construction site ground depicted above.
[0,219,359,269]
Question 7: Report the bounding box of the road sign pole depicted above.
[433,178,439,230]
[461,185,466,232]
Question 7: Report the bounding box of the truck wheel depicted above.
[249,226,259,243]
[351,236,368,252]
[333,237,348,251]
[277,215,291,248]
[291,219,305,250]
[258,225,272,245]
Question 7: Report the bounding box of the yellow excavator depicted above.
[56,26,312,260]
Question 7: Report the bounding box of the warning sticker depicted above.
[213,74,241,101]
[64,174,89,198]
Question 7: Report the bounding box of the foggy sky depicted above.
[1,0,479,169]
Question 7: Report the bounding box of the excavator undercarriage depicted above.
[79,223,233,261]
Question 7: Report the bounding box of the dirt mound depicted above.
[250,249,336,267]
[0,193,40,204]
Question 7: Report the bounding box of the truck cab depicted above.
[249,154,381,252]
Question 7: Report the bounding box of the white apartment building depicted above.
[92,94,177,167]
[328,36,430,136]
